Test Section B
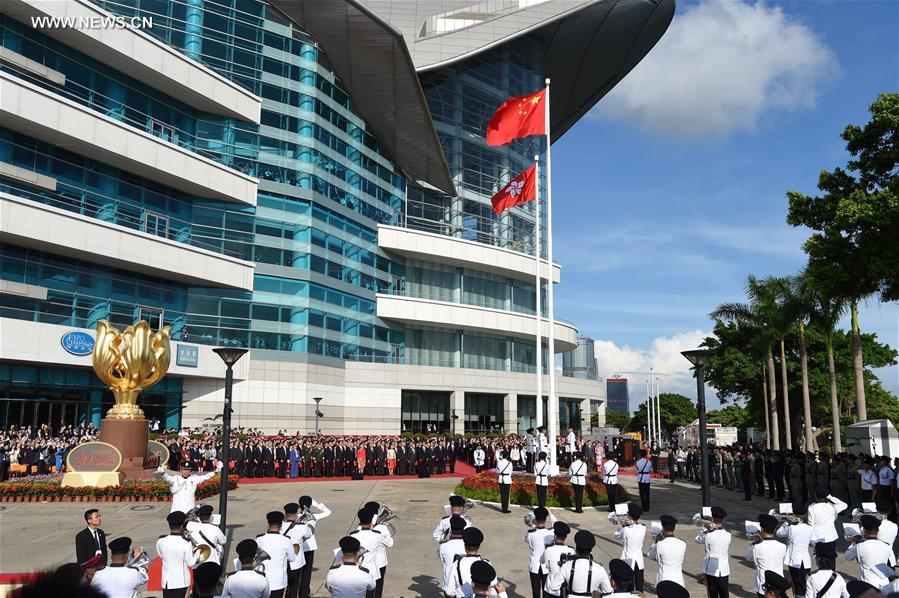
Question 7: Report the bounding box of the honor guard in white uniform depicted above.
[807,485,848,547]
[473,447,486,474]
[647,514,686,586]
[298,495,331,598]
[537,426,550,457]
[158,460,221,514]
[614,503,647,592]
[281,503,312,598]
[524,507,553,598]
[535,453,550,509]
[745,514,787,598]
[845,514,894,588]
[186,504,227,565]
[156,511,197,598]
[542,522,574,598]
[635,451,652,511]
[526,428,538,472]
[90,536,148,598]
[566,427,577,460]
[805,542,848,598]
[775,502,813,597]
[256,511,298,598]
[463,560,508,598]
[569,453,588,513]
[434,495,471,542]
[447,528,494,598]
[655,580,690,598]
[439,516,468,595]
[362,501,393,598]
[607,558,639,597]
[497,452,513,513]
[325,536,376,598]
[695,505,731,598]
[558,530,612,597]
[222,539,271,598]
[762,570,792,598]
[875,498,898,567]
[346,509,390,592]
[603,457,620,512]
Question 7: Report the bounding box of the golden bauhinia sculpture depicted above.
[92,320,172,420]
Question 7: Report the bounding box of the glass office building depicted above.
[0,0,673,433]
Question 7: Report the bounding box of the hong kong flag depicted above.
[486,88,546,146]
[491,165,537,215]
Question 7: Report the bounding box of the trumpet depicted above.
[181,527,212,564]
[608,512,633,528]
[692,513,716,532]
[768,509,801,525]
[125,548,150,573]
[850,508,885,523]
[253,548,270,574]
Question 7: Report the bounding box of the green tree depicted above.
[603,409,630,430]
[787,93,899,420]
[707,404,753,428]
[627,393,697,437]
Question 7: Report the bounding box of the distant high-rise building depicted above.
[562,336,598,380]
[606,378,629,414]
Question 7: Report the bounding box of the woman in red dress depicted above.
[356,445,366,474]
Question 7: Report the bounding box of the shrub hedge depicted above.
[454,471,629,508]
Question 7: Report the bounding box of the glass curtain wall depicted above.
[464,393,504,433]
[400,390,450,433]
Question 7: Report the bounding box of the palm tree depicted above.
[768,276,800,450]
[798,270,849,451]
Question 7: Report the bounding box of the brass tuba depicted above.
[125,547,150,573]
[692,513,716,532]
[608,511,633,529]
[376,505,399,537]
[253,548,270,574]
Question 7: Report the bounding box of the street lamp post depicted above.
[681,348,717,507]
[213,347,248,534]
[313,397,323,436]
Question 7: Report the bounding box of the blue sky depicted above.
[549,0,898,407]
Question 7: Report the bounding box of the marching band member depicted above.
[256,511,298,598]
[524,507,553,598]
[447,528,491,598]
[534,452,550,509]
[614,503,646,593]
[542,521,574,598]
[875,498,898,566]
[222,539,270,598]
[298,495,330,598]
[349,509,390,595]
[156,511,197,598]
[464,560,507,598]
[434,495,471,542]
[186,505,226,566]
[745,514,786,598]
[608,559,639,597]
[496,451,513,514]
[157,460,221,514]
[805,542,848,598]
[568,452,587,514]
[775,503,812,597]
[90,537,148,598]
[439,516,468,596]
[194,562,223,598]
[325,536,376,598]
[281,503,312,598]
[647,514,686,586]
[557,530,612,596]
[474,446,486,474]
[762,570,792,598]
[655,580,690,598]
[695,506,731,598]
[844,514,893,589]
[362,501,393,598]
[807,485,848,552]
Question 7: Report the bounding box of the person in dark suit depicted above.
[275,442,288,479]
[261,442,274,478]
[75,508,108,566]
[324,444,335,477]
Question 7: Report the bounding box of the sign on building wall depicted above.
[176,344,199,367]
[61,331,95,356]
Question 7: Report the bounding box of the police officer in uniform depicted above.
[875,498,898,567]
[496,451,513,514]
[557,530,612,596]
[256,511,299,598]
[221,539,270,598]
[607,558,638,597]
[298,495,331,598]
[603,456,620,513]
[186,504,226,566]
[648,515,686,587]
[446,527,489,598]
[281,503,312,598]
[695,506,731,598]
[745,514,786,598]
[466,560,507,598]
[156,511,196,598]
[434,495,471,542]
[524,507,553,598]
[325,536,376,598]
[762,570,791,598]
[775,502,812,597]
[569,452,588,513]
[349,508,389,597]
[439,516,468,596]
[804,542,847,598]
[807,485,848,554]
[90,536,148,598]
[534,452,550,509]
[473,446,486,474]
[655,580,690,598]
[361,502,393,598]
[845,514,893,588]
[635,450,652,512]
[541,521,574,598]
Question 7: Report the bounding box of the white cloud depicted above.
[593,1,838,139]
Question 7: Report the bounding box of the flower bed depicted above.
[0,475,238,502]
[455,470,629,508]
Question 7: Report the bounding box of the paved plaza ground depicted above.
[0,475,866,597]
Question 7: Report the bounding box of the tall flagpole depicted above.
[544,78,559,473]
[656,376,663,444]
[646,378,652,444]
[534,155,543,434]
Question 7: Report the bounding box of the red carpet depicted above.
[236,461,473,484]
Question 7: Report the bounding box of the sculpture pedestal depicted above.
[99,419,150,480]
[61,472,124,487]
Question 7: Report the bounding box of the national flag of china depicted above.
[491,165,537,215]
[486,88,546,146]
